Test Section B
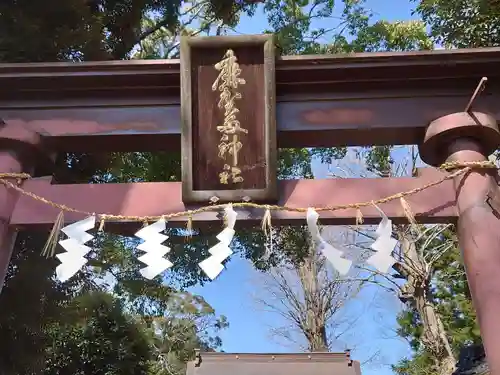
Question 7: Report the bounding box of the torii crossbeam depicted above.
[1,35,500,373]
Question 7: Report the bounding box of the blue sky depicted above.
[189,1,419,374]
[233,0,418,35]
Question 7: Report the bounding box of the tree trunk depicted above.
[298,250,329,352]
[399,236,456,375]
[414,288,456,375]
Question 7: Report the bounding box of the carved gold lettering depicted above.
[212,49,246,184]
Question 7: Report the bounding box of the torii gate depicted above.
[1,35,500,372]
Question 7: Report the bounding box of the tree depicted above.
[390,219,481,375]
[0,1,245,373]
[133,0,260,60]
[44,292,152,375]
[390,226,457,375]
[41,289,227,375]
[414,0,500,48]
[0,231,229,375]
[145,293,228,375]
[353,144,481,375]
[319,4,481,371]
[254,233,364,352]
[365,146,457,373]
[0,233,75,374]
[0,0,258,62]
[386,0,500,372]
[246,0,437,357]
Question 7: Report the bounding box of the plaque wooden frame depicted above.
[180,34,277,204]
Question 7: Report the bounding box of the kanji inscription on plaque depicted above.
[180,35,277,203]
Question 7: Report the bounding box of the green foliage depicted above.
[0,0,175,61]
[414,0,500,48]
[44,292,152,375]
[394,352,437,375]
[264,0,336,55]
[0,0,260,62]
[91,233,177,313]
[341,0,432,52]
[351,19,433,52]
[396,310,424,351]
[0,233,73,374]
[432,237,481,352]
[278,148,314,179]
[362,146,393,176]
[263,0,433,55]
[144,293,229,375]
[0,231,228,375]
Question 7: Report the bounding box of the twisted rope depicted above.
[0,160,496,222]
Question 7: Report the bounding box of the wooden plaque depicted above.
[180,34,277,204]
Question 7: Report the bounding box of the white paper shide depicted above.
[199,204,237,280]
[56,215,96,282]
[306,208,352,275]
[135,218,173,280]
[53,203,400,284]
[366,208,398,273]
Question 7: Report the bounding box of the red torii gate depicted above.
[1,36,500,372]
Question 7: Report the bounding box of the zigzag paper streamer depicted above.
[306,208,352,275]
[56,216,96,282]
[366,205,398,273]
[135,218,173,280]
[199,204,237,280]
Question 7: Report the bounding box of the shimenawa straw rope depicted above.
[0,161,496,223]
[1,161,496,258]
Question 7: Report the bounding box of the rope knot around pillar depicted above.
[439,160,497,172]
[0,172,32,180]
[0,172,31,186]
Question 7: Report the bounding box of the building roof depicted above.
[186,351,362,375]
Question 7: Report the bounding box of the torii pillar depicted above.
[420,111,500,374]
[0,121,48,292]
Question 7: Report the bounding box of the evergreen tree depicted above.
[44,292,152,375]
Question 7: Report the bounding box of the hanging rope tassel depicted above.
[98,215,106,232]
[41,210,65,258]
[399,196,417,225]
[355,208,364,227]
[185,215,193,241]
